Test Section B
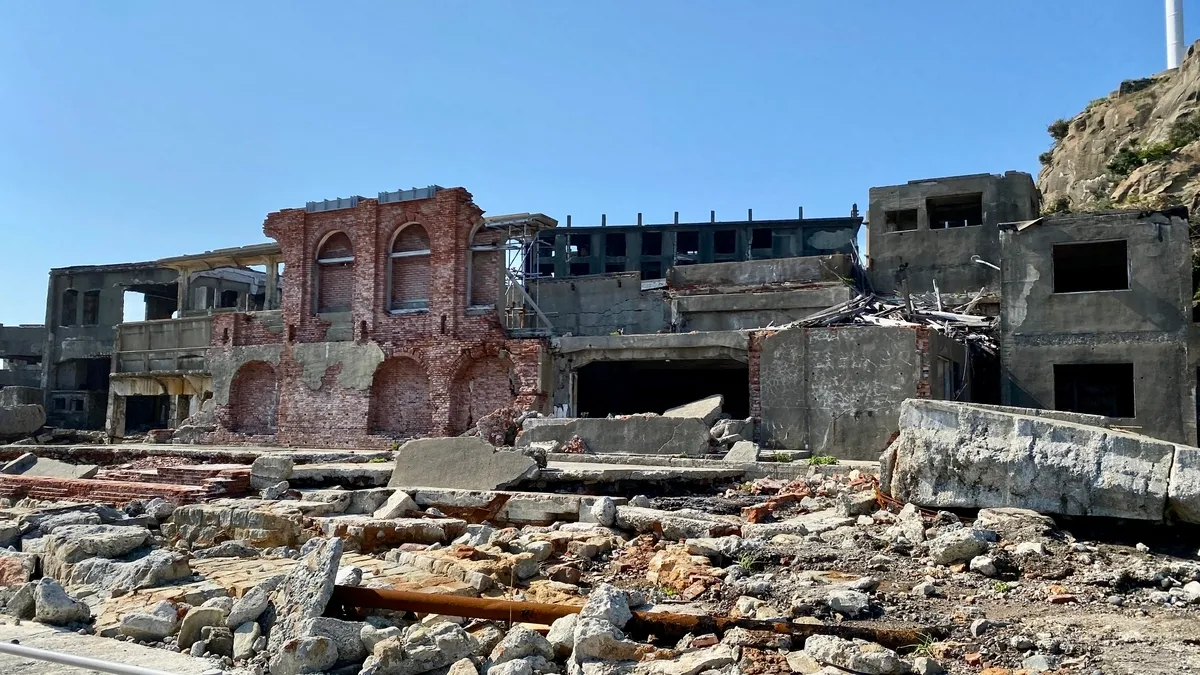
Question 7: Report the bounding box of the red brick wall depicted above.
[317,262,354,313]
[747,329,775,443]
[392,257,431,306]
[914,327,932,400]
[469,227,504,307]
[208,187,548,448]
[228,361,279,434]
[368,356,433,436]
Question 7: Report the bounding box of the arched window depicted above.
[468,223,504,308]
[228,361,279,434]
[314,231,354,314]
[388,224,431,312]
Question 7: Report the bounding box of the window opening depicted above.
[1052,240,1129,293]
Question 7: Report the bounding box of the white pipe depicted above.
[0,641,179,675]
[1167,0,1185,69]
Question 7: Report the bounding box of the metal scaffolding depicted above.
[477,213,558,337]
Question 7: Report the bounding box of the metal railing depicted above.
[0,641,179,675]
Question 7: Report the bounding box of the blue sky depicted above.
[0,1,1190,324]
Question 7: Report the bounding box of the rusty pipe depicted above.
[328,586,944,650]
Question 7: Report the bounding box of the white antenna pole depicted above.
[1167,0,1185,69]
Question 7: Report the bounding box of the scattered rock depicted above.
[193,540,261,559]
[912,656,945,675]
[68,549,191,592]
[335,566,363,587]
[266,537,342,653]
[969,555,998,577]
[234,621,261,660]
[546,613,578,659]
[263,481,291,500]
[361,622,477,675]
[825,589,870,618]
[804,635,908,675]
[268,635,337,675]
[33,578,90,626]
[926,528,992,566]
[119,601,179,641]
[178,606,227,649]
[373,490,418,519]
[304,616,367,664]
[489,624,555,665]
[227,584,271,628]
[1015,541,1048,556]
[6,582,34,619]
[41,524,151,580]
[201,625,234,657]
[0,550,37,586]
[581,583,632,628]
[361,623,403,653]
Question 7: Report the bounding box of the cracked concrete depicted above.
[518,416,712,456]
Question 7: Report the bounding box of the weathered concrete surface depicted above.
[407,488,625,526]
[884,399,1176,521]
[0,621,218,674]
[0,405,45,442]
[519,416,712,456]
[1168,445,1200,523]
[668,254,852,290]
[164,500,311,548]
[759,325,959,460]
[1,454,97,479]
[291,462,392,488]
[662,395,723,425]
[388,437,538,490]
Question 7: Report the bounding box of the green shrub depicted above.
[1038,150,1055,166]
[772,451,792,463]
[1169,114,1200,148]
[808,454,838,466]
[1045,197,1071,214]
[1047,119,1070,141]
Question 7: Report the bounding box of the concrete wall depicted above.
[667,254,853,290]
[868,172,1039,299]
[676,284,852,332]
[529,273,668,337]
[999,208,1194,445]
[756,325,959,460]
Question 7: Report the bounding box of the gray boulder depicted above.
[373,490,418,519]
[118,600,179,641]
[42,524,151,580]
[193,540,261,559]
[269,635,338,675]
[234,621,262,660]
[201,625,234,658]
[804,634,908,675]
[227,584,270,628]
[927,528,992,566]
[304,616,367,664]
[546,614,578,658]
[724,441,760,463]
[488,624,555,665]
[178,606,227,649]
[67,549,191,592]
[0,404,45,442]
[388,437,538,491]
[580,583,632,628]
[360,622,477,675]
[5,582,34,619]
[251,455,294,490]
[267,537,343,653]
[825,589,870,617]
[33,578,90,626]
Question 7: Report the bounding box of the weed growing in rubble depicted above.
[993,581,1012,593]
[659,586,678,597]
[772,451,792,463]
[737,551,761,573]
[808,454,838,466]
[369,456,389,463]
[388,441,401,451]
[902,633,937,657]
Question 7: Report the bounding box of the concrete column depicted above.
[105,391,126,439]
[176,269,191,317]
[265,257,279,310]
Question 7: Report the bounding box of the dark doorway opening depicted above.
[1054,363,1135,417]
[125,395,171,433]
[576,359,749,419]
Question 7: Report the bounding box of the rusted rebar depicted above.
[328,586,944,650]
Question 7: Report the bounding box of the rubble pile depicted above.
[0,443,1189,675]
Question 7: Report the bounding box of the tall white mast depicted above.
[1168,0,1185,69]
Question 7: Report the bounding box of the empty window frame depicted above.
[82,290,101,325]
[570,262,591,276]
[714,230,737,255]
[219,290,239,309]
[605,233,627,257]
[676,231,700,257]
[604,262,625,274]
[751,228,773,249]
[60,289,78,326]
[52,397,67,411]
[642,231,663,256]
[884,209,918,232]
[1054,363,1134,418]
[642,261,663,280]
[927,194,983,229]
[70,398,84,412]
[1052,240,1129,293]
[568,234,591,258]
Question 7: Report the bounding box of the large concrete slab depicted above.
[388,437,538,490]
[0,405,44,443]
[663,395,723,425]
[883,399,1175,521]
[0,621,222,674]
[2,453,98,479]
[519,416,712,456]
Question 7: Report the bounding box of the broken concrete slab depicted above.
[0,405,44,443]
[42,524,152,580]
[663,395,724,426]
[409,488,625,526]
[520,416,713,456]
[1168,445,1200,524]
[266,537,342,653]
[164,500,311,549]
[250,455,293,490]
[884,399,1174,521]
[615,506,740,540]
[388,437,538,491]
[1,453,98,479]
[314,516,467,553]
[724,441,759,463]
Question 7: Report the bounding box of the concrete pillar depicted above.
[105,390,126,439]
[176,269,191,317]
[265,257,279,310]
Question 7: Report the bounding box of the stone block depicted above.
[884,399,1174,521]
[251,455,294,490]
[1168,445,1200,524]
[388,437,538,490]
[724,441,759,463]
[519,416,712,456]
[0,405,44,443]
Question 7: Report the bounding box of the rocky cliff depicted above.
[1038,40,1200,215]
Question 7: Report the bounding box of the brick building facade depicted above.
[207,187,547,447]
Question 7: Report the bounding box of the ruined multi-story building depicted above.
[6,168,1199,457]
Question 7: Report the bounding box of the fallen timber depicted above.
[327,586,946,650]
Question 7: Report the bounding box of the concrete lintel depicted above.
[554,330,749,355]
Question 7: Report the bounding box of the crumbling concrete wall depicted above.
[867,171,1038,300]
[674,284,853,332]
[756,325,955,460]
[999,208,1194,445]
[528,273,668,337]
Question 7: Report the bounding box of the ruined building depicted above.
[3,169,1198,457]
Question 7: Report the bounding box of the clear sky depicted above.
[0,1,1192,325]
